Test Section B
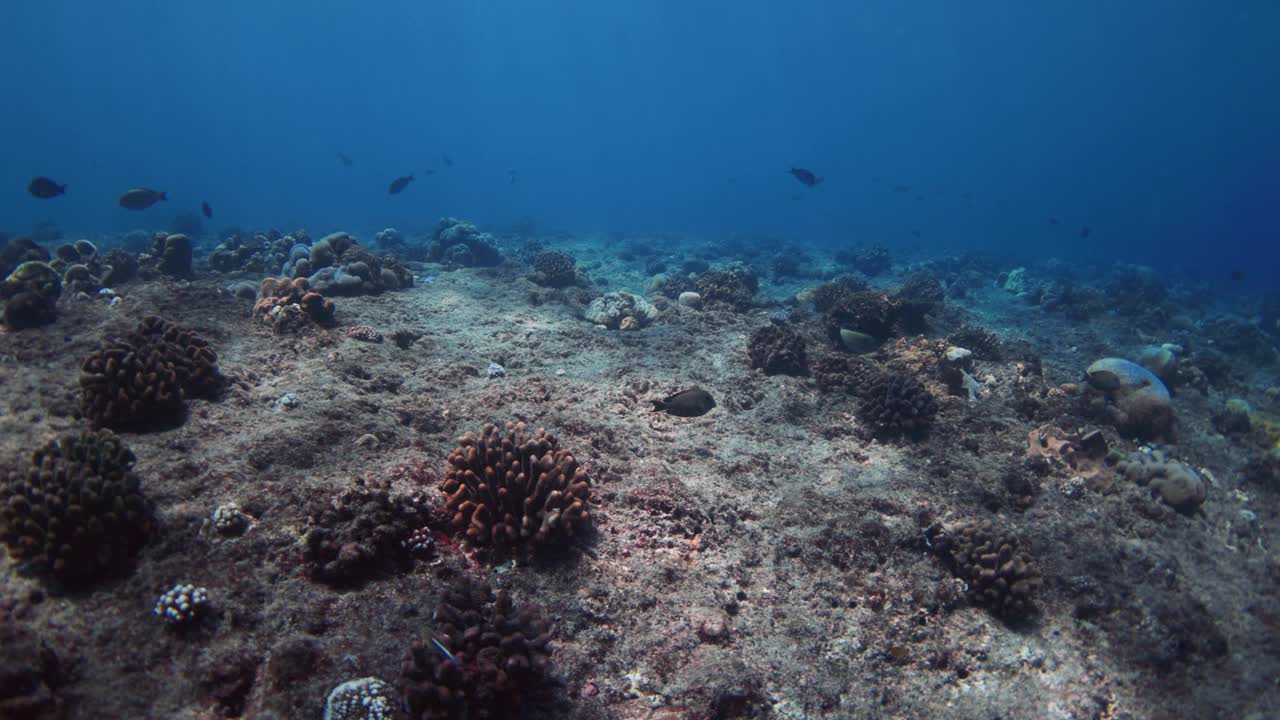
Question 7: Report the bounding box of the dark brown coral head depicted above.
[442,422,591,554]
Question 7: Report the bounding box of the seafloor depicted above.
[1,223,1278,720]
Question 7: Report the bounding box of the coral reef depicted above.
[927,519,1041,617]
[401,577,553,720]
[208,228,299,275]
[301,479,432,586]
[152,233,194,278]
[442,422,591,555]
[583,292,657,330]
[0,429,150,587]
[306,232,414,295]
[1116,450,1207,513]
[1,261,61,330]
[346,325,384,343]
[838,244,891,276]
[323,677,398,720]
[746,324,808,376]
[823,290,901,342]
[1085,357,1174,440]
[0,624,64,718]
[530,251,580,288]
[893,273,945,331]
[428,218,502,268]
[859,370,938,438]
[253,277,336,333]
[695,266,758,310]
[154,583,210,626]
[79,316,222,428]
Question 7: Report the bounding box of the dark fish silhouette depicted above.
[911,229,922,239]
[423,168,436,176]
[28,177,66,199]
[788,168,822,187]
[507,169,519,185]
[201,201,213,219]
[652,387,716,417]
[388,174,414,194]
[441,153,453,167]
[1048,217,1060,225]
[1230,270,1244,282]
[1080,226,1092,238]
[118,188,167,210]
[892,185,911,193]
[337,152,353,166]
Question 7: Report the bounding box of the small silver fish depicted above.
[430,636,458,664]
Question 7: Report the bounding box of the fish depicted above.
[388,174,414,194]
[118,188,167,210]
[423,168,436,176]
[429,637,458,664]
[892,185,912,193]
[337,152,353,166]
[1048,217,1060,225]
[28,177,66,199]
[911,229,921,238]
[1230,270,1244,282]
[441,152,454,167]
[652,387,716,417]
[507,169,519,184]
[788,168,822,187]
[1080,226,1092,238]
[201,201,213,219]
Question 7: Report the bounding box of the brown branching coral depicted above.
[401,577,553,720]
[747,324,808,376]
[860,370,938,438]
[0,429,151,587]
[530,251,579,288]
[442,422,591,555]
[79,316,221,428]
[927,519,1041,617]
[253,276,336,333]
[301,478,433,586]
[824,290,901,341]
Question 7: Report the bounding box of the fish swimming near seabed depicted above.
[388,174,414,194]
[788,168,822,187]
[201,201,213,219]
[118,188,167,210]
[28,177,66,199]
[652,387,716,417]
[1080,226,1092,238]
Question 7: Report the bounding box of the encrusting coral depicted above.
[79,316,222,428]
[442,422,592,556]
[302,478,433,586]
[400,576,553,720]
[0,429,151,587]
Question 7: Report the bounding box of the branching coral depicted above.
[442,422,591,555]
[747,325,808,376]
[0,429,151,586]
[79,316,222,428]
[860,370,938,438]
[401,577,553,720]
[927,520,1041,617]
[530,251,579,288]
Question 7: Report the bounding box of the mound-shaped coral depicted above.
[747,325,808,376]
[1,261,61,330]
[1086,357,1174,440]
[838,245,891,276]
[253,277,336,333]
[1117,450,1206,514]
[401,577,553,720]
[301,478,432,586]
[824,290,901,342]
[442,422,591,555]
[428,218,502,268]
[860,370,937,438]
[695,266,758,310]
[893,273,945,331]
[305,232,414,295]
[530,251,579,288]
[0,429,151,586]
[927,520,1041,617]
[79,316,221,428]
[584,292,657,330]
[153,233,193,278]
[208,228,300,275]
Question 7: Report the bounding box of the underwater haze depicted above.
[3,0,1278,282]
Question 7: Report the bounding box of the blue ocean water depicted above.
[2,1,1277,285]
